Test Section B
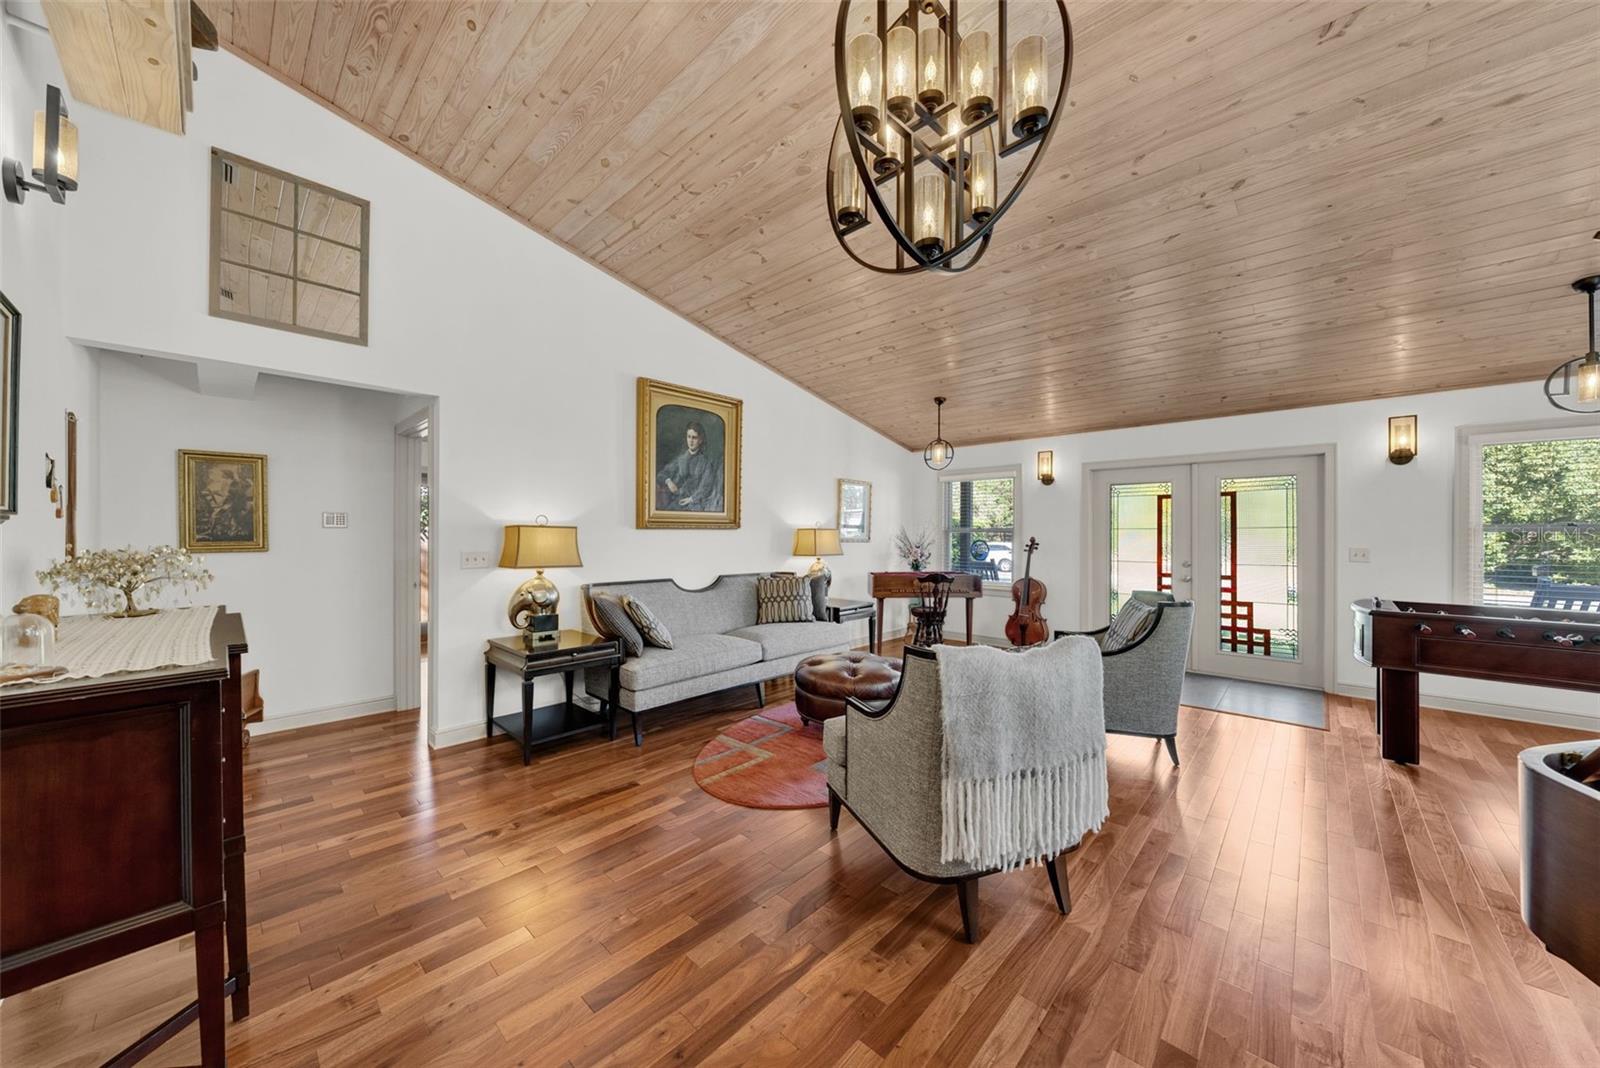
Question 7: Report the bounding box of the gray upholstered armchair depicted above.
[1055,591,1194,764]
[821,647,1074,943]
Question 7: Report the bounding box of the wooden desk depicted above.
[1352,597,1600,764]
[1,609,248,1066]
[870,572,983,654]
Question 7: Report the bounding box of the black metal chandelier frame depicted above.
[827,0,1073,275]
[1544,274,1600,414]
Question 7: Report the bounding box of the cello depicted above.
[1005,537,1050,647]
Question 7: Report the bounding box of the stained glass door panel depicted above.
[1109,481,1173,617]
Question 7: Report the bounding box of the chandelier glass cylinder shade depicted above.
[1544,275,1600,414]
[827,0,1073,275]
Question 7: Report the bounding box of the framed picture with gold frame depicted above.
[178,449,269,552]
[637,378,742,529]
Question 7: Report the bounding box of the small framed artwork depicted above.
[838,478,872,542]
[178,450,269,552]
[637,377,742,529]
[0,291,17,523]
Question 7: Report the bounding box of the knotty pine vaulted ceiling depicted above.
[199,0,1600,448]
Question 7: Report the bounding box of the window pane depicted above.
[1109,481,1171,616]
[218,160,294,226]
[943,476,1015,580]
[219,211,294,275]
[297,235,362,292]
[218,262,293,325]
[1478,437,1600,610]
[1219,475,1299,661]
[296,282,361,338]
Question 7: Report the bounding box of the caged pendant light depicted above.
[924,396,955,470]
[826,0,1072,275]
[1544,275,1600,413]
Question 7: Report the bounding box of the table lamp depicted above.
[500,517,582,647]
[793,526,843,582]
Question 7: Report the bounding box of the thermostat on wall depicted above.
[321,512,348,529]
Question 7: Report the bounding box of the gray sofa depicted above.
[582,573,852,745]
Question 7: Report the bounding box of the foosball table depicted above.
[1352,597,1600,765]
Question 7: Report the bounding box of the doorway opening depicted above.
[1088,451,1331,705]
[395,408,435,741]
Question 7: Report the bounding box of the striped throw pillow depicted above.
[757,575,812,624]
[621,595,674,649]
[1103,600,1159,652]
[591,592,644,657]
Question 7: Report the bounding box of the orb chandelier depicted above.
[924,396,955,469]
[827,0,1072,274]
[1545,275,1600,413]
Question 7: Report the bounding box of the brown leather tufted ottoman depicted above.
[794,651,902,726]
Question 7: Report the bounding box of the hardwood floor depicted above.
[4,649,1598,1067]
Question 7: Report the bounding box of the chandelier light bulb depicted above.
[918,27,947,110]
[1011,34,1050,136]
[847,33,883,136]
[886,25,915,121]
[961,31,994,123]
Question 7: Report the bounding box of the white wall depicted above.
[93,353,397,730]
[0,16,100,605]
[4,34,915,746]
[912,381,1600,728]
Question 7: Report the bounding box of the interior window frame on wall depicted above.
[1453,418,1599,611]
[208,147,370,346]
[937,465,1021,592]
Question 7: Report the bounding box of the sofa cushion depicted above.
[585,575,760,638]
[757,575,812,624]
[725,621,853,661]
[618,633,761,691]
[809,573,830,621]
[621,595,674,649]
[590,592,644,657]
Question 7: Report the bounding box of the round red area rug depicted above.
[692,702,829,809]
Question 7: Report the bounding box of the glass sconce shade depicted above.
[885,26,916,121]
[961,31,994,123]
[33,109,79,188]
[1011,34,1049,136]
[3,613,56,670]
[1037,450,1055,485]
[926,440,953,468]
[847,33,883,135]
[914,173,947,257]
[832,128,867,227]
[1577,355,1600,404]
[1387,415,1418,465]
[969,129,996,223]
[918,27,947,110]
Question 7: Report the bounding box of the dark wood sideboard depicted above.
[1,610,250,1066]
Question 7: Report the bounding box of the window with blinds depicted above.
[940,469,1018,583]
[1461,428,1599,611]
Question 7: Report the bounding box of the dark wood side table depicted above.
[484,630,622,765]
[827,598,877,650]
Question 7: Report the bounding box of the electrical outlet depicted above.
[1348,547,1372,563]
[461,551,492,569]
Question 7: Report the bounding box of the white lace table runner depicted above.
[3,605,220,685]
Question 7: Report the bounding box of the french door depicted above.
[1089,455,1323,689]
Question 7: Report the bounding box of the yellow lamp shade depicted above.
[500,523,582,569]
[793,527,843,557]
[32,108,78,187]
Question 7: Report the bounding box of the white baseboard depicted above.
[251,696,398,736]
[430,721,485,750]
[1334,683,1599,733]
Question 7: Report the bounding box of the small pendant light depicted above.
[924,397,955,470]
[1544,275,1600,413]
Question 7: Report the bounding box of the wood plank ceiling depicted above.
[195,1,1600,448]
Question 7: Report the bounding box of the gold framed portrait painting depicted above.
[637,378,742,530]
[178,450,268,552]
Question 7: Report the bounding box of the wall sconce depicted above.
[1036,450,1055,485]
[3,85,79,206]
[1387,415,1418,465]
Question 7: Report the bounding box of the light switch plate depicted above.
[321,511,348,529]
[461,551,492,569]
[1348,547,1371,563]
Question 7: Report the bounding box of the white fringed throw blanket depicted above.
[937,637,1108,871]
[1,606,219,685]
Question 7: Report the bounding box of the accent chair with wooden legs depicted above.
[1056,591,1195,765]
[821,644,1104,942]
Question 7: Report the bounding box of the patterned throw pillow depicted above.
[591,592,644,657]
[621,595,674,649]
[757,574,812,624]
[1103,599,1159,652]
[808,573,830,622]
